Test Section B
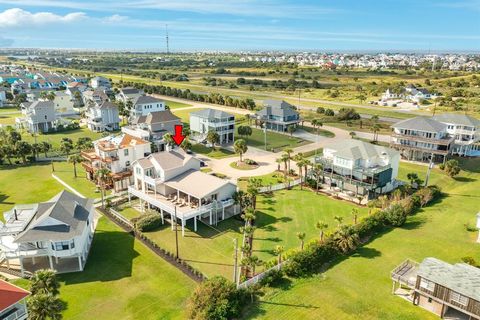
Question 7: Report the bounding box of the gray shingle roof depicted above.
[14,190,93,243]
[133,95,164,105]
[392,116,447,132]
[418,257,480,302]
[433,113,480,127]
[325,139,398,160]
[190,108,234,120]
[139,150,195,171]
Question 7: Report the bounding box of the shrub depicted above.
[316,107,325,114]
[283,240,336,277]
[465,223,479,232]
[133,213,163,232]
[438,163,445,170]
[324,108,335,116]
[382,204,407,227]
[461,256,479,267]
[259,268,284,287]
[187,276,247,320]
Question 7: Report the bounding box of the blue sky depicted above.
[0,0,479,51]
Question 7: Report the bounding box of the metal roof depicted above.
[392,116,447,132]
[433,113,480,127]
[418,257,480,302]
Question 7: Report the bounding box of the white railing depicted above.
[183,199,235,220]
[237,260,288,289]
[258,178,302,193]
[0,305,28,320]
[128,186,174,214]
[109,208,133,227]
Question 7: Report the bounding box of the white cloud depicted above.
[103,14,128,23]
[0,8,86,27]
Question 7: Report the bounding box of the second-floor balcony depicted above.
[392,132,454,145]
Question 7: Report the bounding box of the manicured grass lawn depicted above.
[0,112,21,125]
[253,188,368,262]
[172,107,203,123]
[300,125,335,138]
[119,186,367,278]
[22,127,105,150]
[164,99,192,109]
[229,161,258,170]
[238,172,291,190]
[190,143,236,159]
[243,159,480,320]
[0,163,64,215]
[244,127,310,152]
[52,161,105,199]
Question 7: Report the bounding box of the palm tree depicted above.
[316,221,328,242]
[95,168,111,209]
[312,163,323,193]
[294,154,305,189]
[333,225,360,254]
[246,178,262,210]
[68,154,84,178]
[233,139,248,162]
[273,245,284,264]
[296,232,306,250]
[334,215,344,226]
[371,123,381,142]
[351,208,359,225]
[29,269,60,296]
[40,141,52,158]
[275,157,283,172]
[206,130,220,150]
[15,141,32,164]
[241,208,255,226]
[281,153,289,179]
[283,147,293,172]
[303,159,312,184]
[28,293,65,320]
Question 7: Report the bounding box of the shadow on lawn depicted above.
[60,229,139,285]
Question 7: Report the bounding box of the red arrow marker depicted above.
[172,124,186,146]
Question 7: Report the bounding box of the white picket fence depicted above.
[109,208,133,227]
[237,260,288,289]
[258,178,302,193]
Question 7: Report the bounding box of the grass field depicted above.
[243,159,480,320]
[1,163,195,319]
[171,107,203,123]
[244,127,310,151]
[118,186,367,278]
[190,143,236,159]
[22,127,105,150]
[164,99,192,109]
[0,112,21,125]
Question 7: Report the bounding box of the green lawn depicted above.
[171,107,203,123]
[52,161,106,199]
[243,159,480,320]
[238,172,291,190]
[244,127,310,152]
[229,161,258,170]
[164,99,192,109]
[23,127,105,150]
[299,125,336,138]
[117,187,367,278]
[0,112,21,125]
[190,143,236,159]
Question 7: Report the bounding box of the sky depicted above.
[0,0,479,52]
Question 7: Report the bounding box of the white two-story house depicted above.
[82,133,151,191]
[115,87,144,103]
[122,110,182,151]
[130,96,165,119]
[90,76,111,90]
[16,101,56,133]
[433,113,480,157]
[190,108,235,144]
[129,150,237,236]
[391,116,455,163]
[85,101,120,132]
[316,139,400,198]
[0,190,95,276]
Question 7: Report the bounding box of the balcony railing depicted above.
[392,132,454,145]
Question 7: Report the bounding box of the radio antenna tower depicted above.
[165,24,170,54]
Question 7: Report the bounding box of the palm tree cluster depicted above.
[27,269,66,320]
[0,128,52,164]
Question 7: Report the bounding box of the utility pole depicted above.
[263,125,267,151]
[233,238,238,285]
[298,88,301,110]
[425,154,434,187]
[174,206,179,258]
